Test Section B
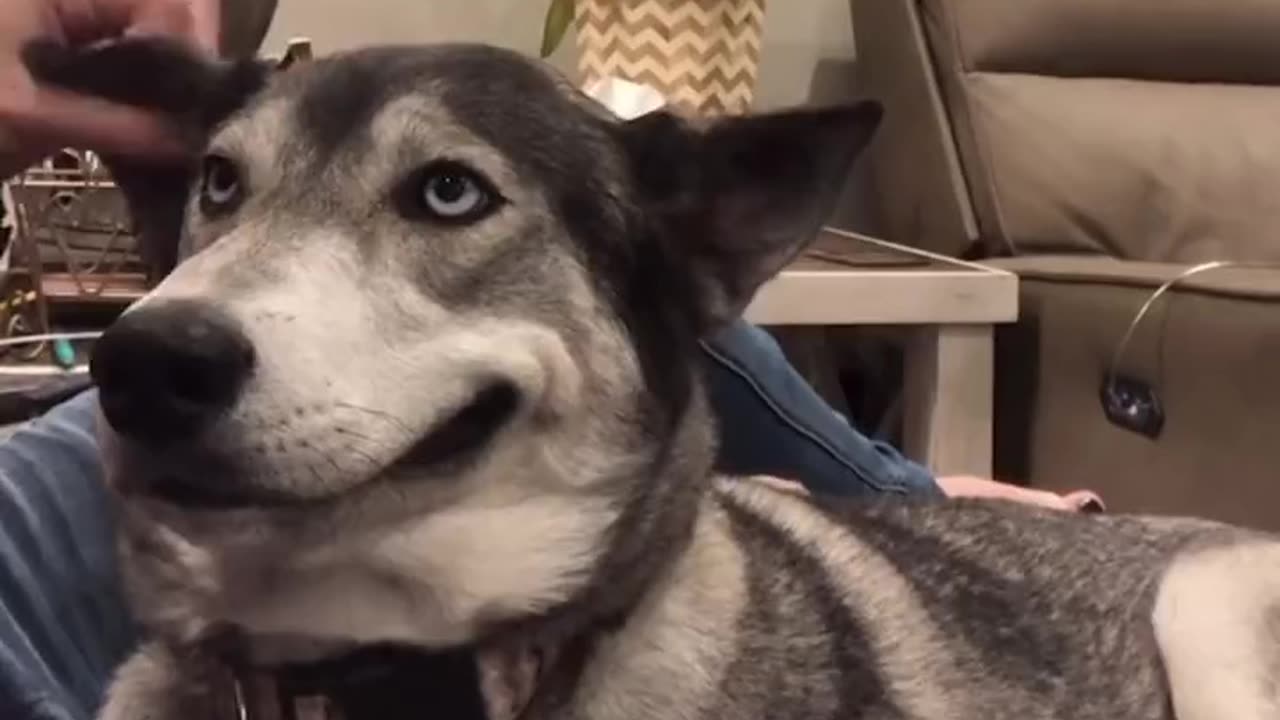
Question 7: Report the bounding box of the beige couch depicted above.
[852,0,1280,530]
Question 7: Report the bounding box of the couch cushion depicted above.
[940,71,1280,262]
[923,0,1280,84]
[919,0,1280,263]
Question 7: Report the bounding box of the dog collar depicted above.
[219,665,338,720]
[215,645,494,720]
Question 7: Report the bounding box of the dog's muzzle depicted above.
[92,299,255,447]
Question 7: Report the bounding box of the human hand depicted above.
[0,0,221,178]
[752,473,1105,513]
[937,475,1106,513]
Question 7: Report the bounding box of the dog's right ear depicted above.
[617,102,882,334]
[22,38,270,280]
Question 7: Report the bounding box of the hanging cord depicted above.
[1106,260,1280,386]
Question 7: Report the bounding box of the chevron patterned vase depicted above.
[574,0,766,117]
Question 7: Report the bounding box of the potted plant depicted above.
[541,0,767,116]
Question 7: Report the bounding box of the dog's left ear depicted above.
[618,101,882,331]
[22,38,270,281]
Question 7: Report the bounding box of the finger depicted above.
[63,0,216,53]
[123,2,220,56]
[1062,490,1107,514]
[990,486,1075,511]
[123,1,197,42]
[936,475,1074,510]
[1025,490,1076,511]
[188,0,222,54]
[748,475,811,498]
[6,84,188,162]
[48,0,110,46]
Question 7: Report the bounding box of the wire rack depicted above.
[2,149,146,363]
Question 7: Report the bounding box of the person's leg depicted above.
[0,390,137,720]
[702,319,1105,511]
[701,319,941,499]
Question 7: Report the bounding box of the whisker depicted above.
[316,448,373,476]
[334,426,379,443]
[343,445,382,472]
[329,423,405,472]
[333,402,415,438]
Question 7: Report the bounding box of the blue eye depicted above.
[423,169,486,218]
[404,161,500,223]
[199,154,243,214]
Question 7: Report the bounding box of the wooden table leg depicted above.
[903,324,994,478]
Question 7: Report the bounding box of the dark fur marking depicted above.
[815,497,1185,712]
[826,500,1072,695]
[293,56,399,165]
[720,494,899,720]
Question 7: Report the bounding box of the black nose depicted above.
[91,300,255,447]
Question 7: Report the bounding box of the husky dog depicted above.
[27,38,1280,720]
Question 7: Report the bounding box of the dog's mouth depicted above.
[144,381,522,511]
[394,381,521,468]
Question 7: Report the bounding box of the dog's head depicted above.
[32,40,880,654]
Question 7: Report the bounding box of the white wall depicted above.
[263,0,860,109]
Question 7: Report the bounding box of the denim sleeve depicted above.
[701,319,942,499]
[0,390,137,720]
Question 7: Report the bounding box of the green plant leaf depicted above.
[540,0,575,58]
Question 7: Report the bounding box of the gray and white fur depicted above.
[29,38,1280,720]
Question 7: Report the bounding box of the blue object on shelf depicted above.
[52,338,76,369]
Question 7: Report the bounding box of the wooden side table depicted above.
[744,228,1019,478]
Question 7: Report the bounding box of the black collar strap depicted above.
[220,645,492,720]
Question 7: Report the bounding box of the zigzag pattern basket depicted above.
[574,0,766,117]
